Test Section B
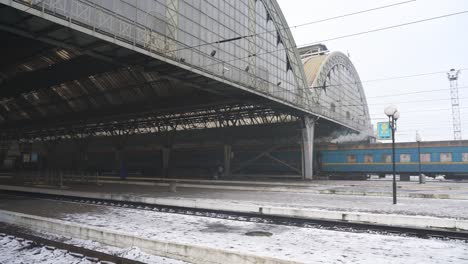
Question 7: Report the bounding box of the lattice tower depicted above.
[447,69,462,140]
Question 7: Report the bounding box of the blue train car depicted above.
[317,140,468,179]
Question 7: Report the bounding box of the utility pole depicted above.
[447,69,462,140]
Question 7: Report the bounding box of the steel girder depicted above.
[0,103,298,141]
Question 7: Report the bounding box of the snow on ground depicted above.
[0,229,190,264]
[60,183,468,219]
[38,232,190,264]
[0,235,94,264]
[59,204,468,264]
[221,192,468,219]
[160,190,468,219]
[1,194,468,263]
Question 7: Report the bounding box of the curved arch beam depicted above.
[308,51,371,134]
[260,0,315,102]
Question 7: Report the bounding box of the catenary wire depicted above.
[333,96,468,108]
[369,106,468,119]
[367,86,468,99]
[200,10,468,73]
[166,0,417,53]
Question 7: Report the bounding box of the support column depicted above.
[42,141,58,185]
[161,147,171,178]
[302,116,316,180]
[113,136,128,180]
[18,141,32,184]
[223,144,232,178]
[0,140,10,169]
[73,139,89,174]
[115,147,126,179]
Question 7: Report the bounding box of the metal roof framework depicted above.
[0,3,304,141]
[0,0,369,142]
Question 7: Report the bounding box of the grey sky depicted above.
[276,0,468,142]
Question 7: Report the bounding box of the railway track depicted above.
[0,224,144,264]
[2,190,468,242]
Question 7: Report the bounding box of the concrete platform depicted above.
[1,183,468,231]
[3,175,468,199]
[94,176,468,200]
[0,194,467,264]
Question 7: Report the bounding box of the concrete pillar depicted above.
[113,136,129,180]
[162,147,171,178]
[0,141,10,169]
[224,144,232,177]
[80,148,88,173]
[115,147,126,179]
[18,142,32,184]
[302,116,316,180]
[43,142,58,185]
[74,139,88,174]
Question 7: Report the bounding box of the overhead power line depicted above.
[201,10,468,70]
[296,69,468,92]
[289,0,417,29]
[367,86,468,99]
[166,8,468,98]
[395,120,468,126]
[306,69,468,91]
[307,69,468,90]
[369,107,468,119]
[339,96,468,108]
[299,10,468,47]
[361,70,468,84]
[369,96,468,106]
[168,0,416,53]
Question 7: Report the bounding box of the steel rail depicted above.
[2,190,468,242]
[0,224,145,264]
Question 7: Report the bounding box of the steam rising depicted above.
[316,132,370,144]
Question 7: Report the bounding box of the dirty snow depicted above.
[0,230,189,264]
[59,203,468,263]
[1,194,468,263]
[37,231,190,264]
[0,235,94,264]
[47,182,468,219]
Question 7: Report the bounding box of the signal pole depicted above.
[447,69,462,140]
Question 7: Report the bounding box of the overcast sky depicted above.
[276,0,468,142]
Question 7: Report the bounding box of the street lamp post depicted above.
[416,131,425,184]
[385,105,400,205]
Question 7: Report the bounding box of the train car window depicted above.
[382,154,392,163]
[440,153,452,162]
[347,154,357,163]
[462,153,468,162]
[31,152,39,163]
[420,153,431,162]
[364,154,373,163]
[400,154,411,163]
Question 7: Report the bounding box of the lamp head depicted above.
[393,111,400,120]
[384,105,398,117]
[416,131,422,142]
